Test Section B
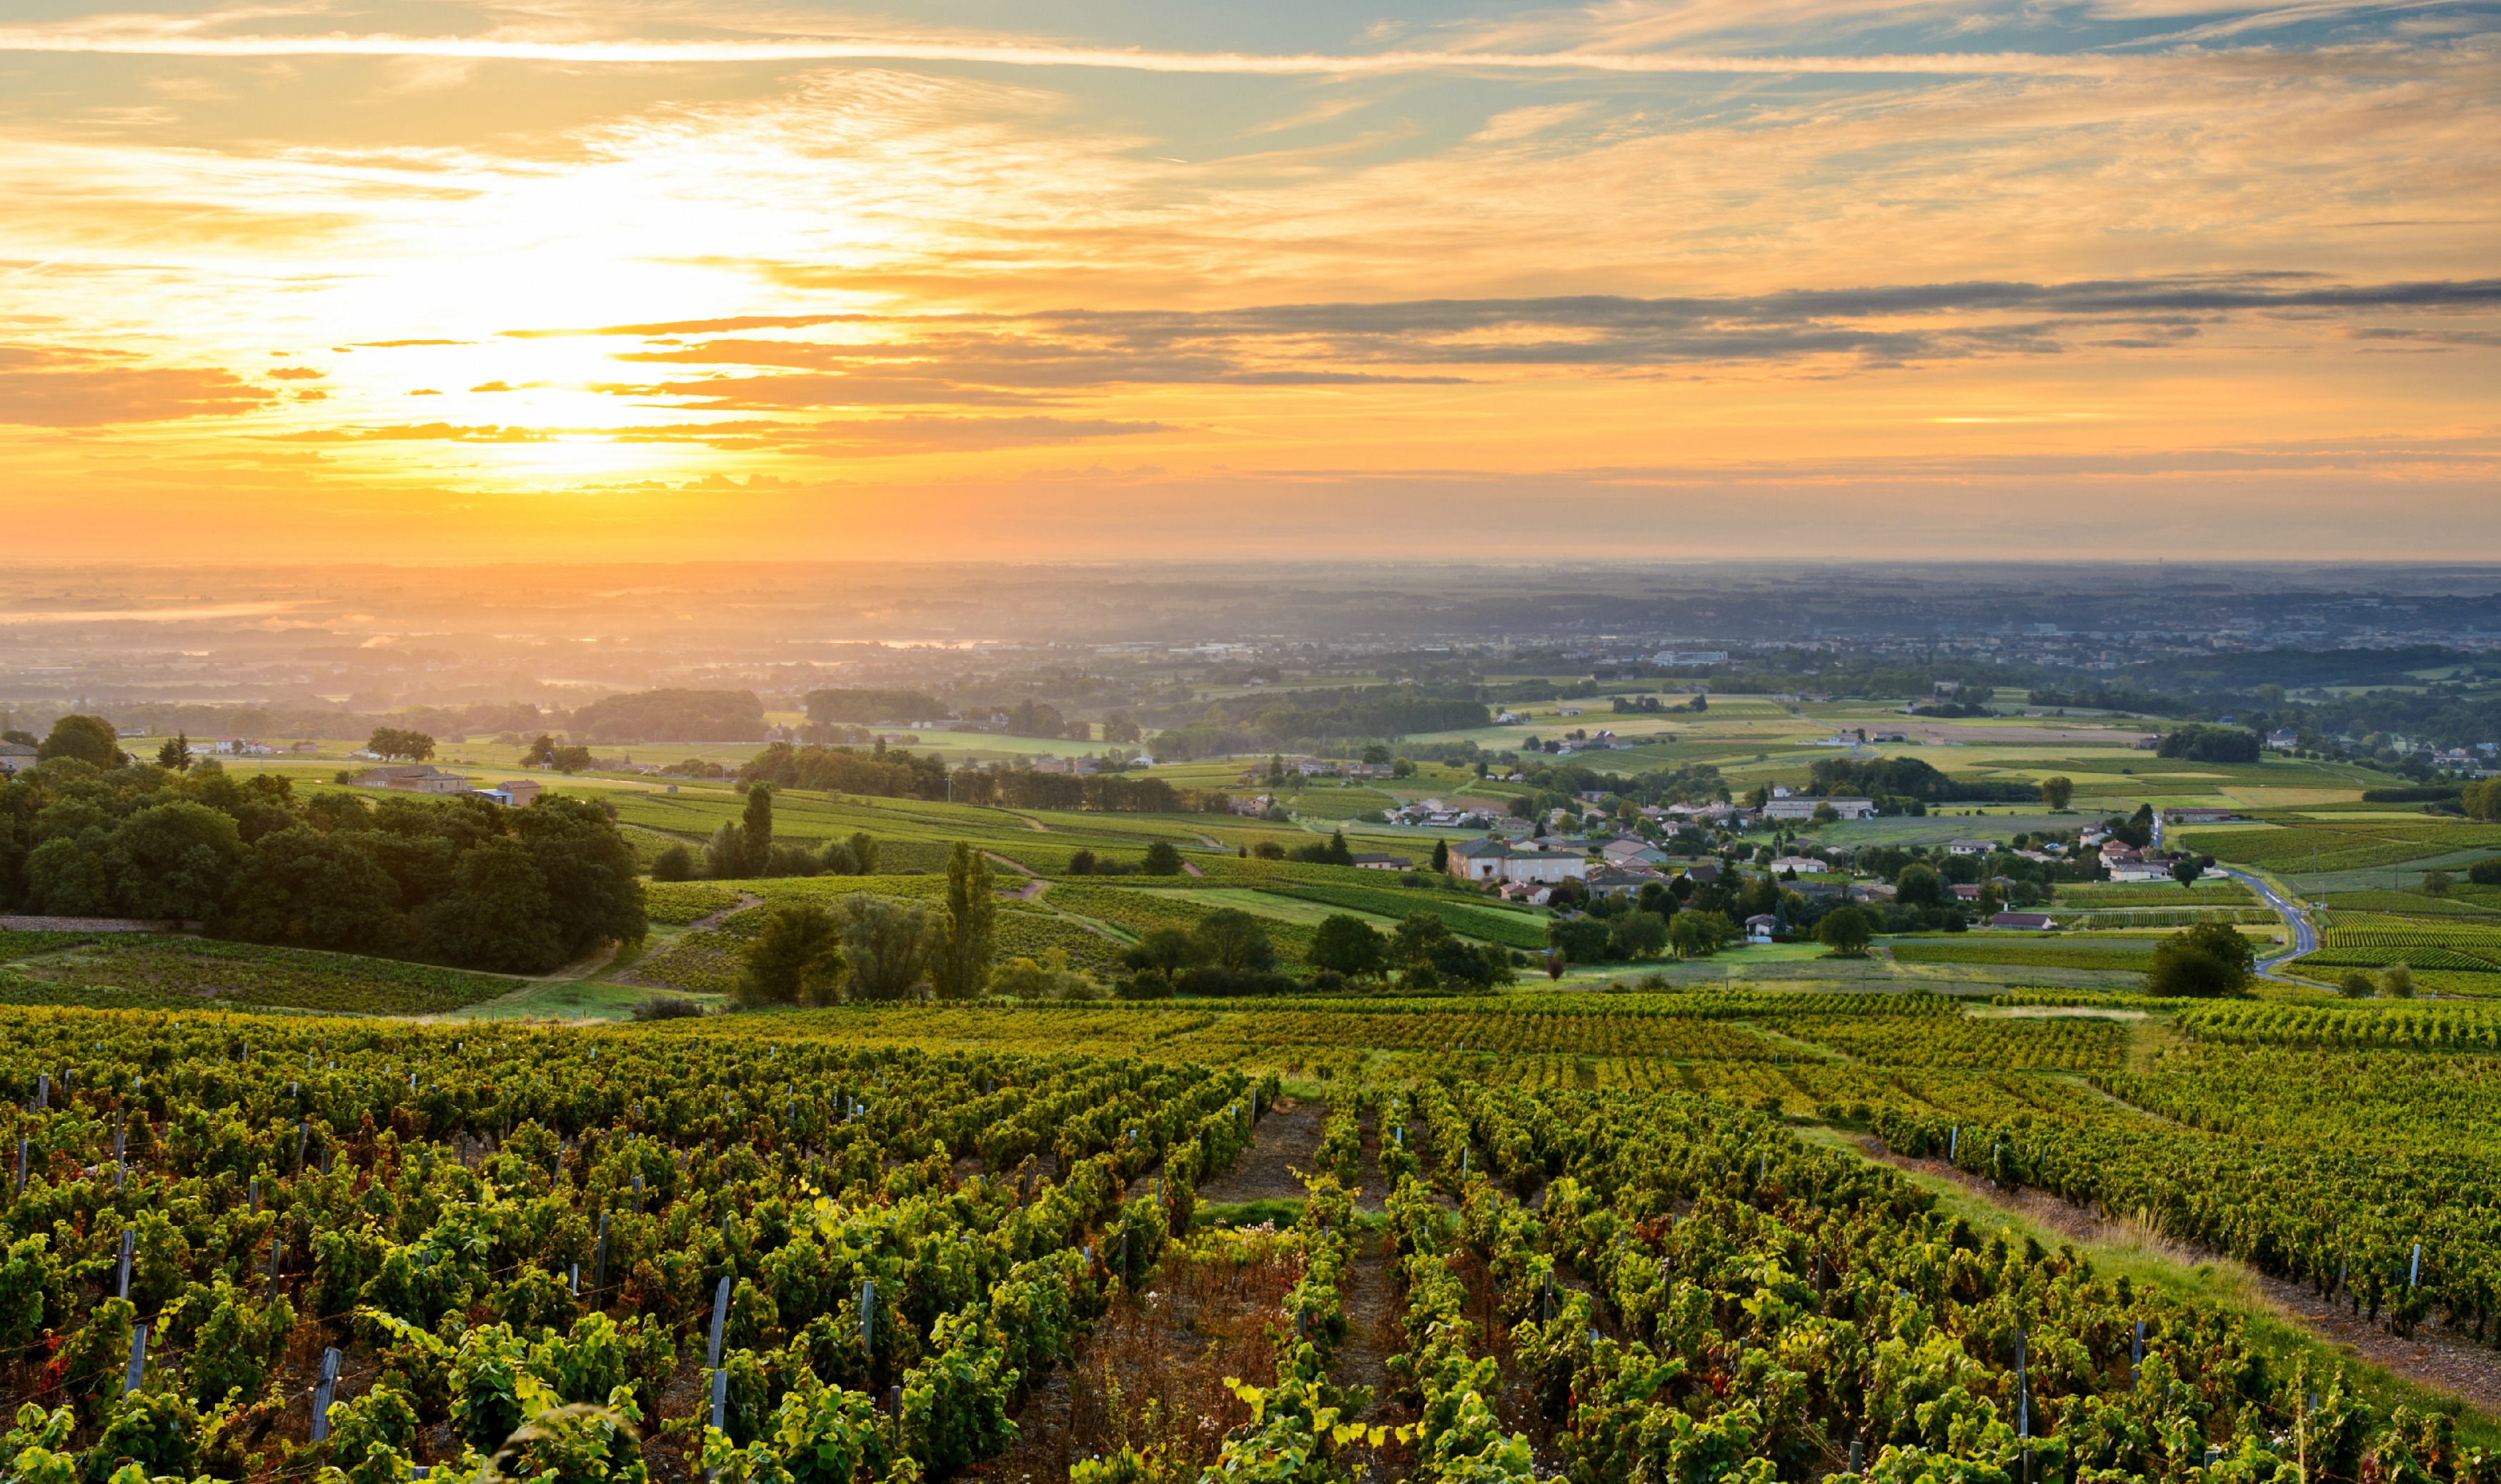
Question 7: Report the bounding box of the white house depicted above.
[0,742,34,776]
[1947,839,1995,857]
[1446,837,1589,885]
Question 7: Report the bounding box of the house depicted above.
[1990,912,2056,930]
[1762,796,1877,821]
[0,742,34,776]
[1769,855,1826,874]
[1501,881,1555,906]
[2108,862,2174,883]
[2266,729,2300,752]
[1655,651,1727,666]
[1350,853,1413,872]
[1447,838,1512,882]
[1446,837,1591,885]
[1680,860,1722,883]
[1744,914,1779,944]
[1849,882,1897,903]
[1947,839,1995,857]
[476,779,544,808]
[357,765,472,795]
[2163,807,2234,824]
[1602,839,1668,867]
[1951,883,1984,901]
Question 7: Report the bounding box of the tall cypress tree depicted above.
[739,783,775,876]
[932,842,997,1000]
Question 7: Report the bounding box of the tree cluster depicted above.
[1305,911,1516,992]
[0,751,645,973]
[570,688,768,743]
[732,844,995,1005]
[367,727,435,761]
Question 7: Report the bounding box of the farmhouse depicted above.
[475,778,544,809]
[1349,853,1413,872]
[1947,839,1995,856]
[357,764,472,795]
[1444,837,1591,885]
[0,742,34,776]
[2163,807,2234,824]
[1990,912,2056,930]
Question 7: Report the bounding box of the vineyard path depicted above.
[1851,1135,2501,1418]
[684,892,762,932]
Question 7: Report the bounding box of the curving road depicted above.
[2219,867,2318,977]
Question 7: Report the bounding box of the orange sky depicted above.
[2,0,2496,559]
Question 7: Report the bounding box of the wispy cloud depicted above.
[0,344,275,425]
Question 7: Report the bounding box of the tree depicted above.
[1325,830,1354,867]
[1123,927,1211,977]
[838,895,935,1000]
[2470,857,2501,887]
[651,845,696,882]
[1068,847,1097,875]
[1669,910,1734,957]
[368,727,435,762]
[741,785,775,870]
[930,842,997,1000]
[2170,857,2204,889]
[1193,908,1276,972]
[1430,838,1450,874]
[156,733,194,772]
[2337,970,2374,997]
[39,714,121,768]
[1810,802,1839,825]
[1394,912,1456,967]
[2042,776,2074,810]
[1143,840,1184,876]
[224,825,409,953]
[2465,779,2501,822]
[1310,914,1386,979]
[1607,910,1669,960]
[514,796,650,960]
[107,801,244,922]
[2146,922,2254,998]
[1548,916,1612,964]
[849,831,880,875]
[2382,962,2415,998]
[734,904,847,1008]
[2422,869,2453,897]
[1894,864,1946,908]
[422,836,565,973]
[1815,905,1873,957]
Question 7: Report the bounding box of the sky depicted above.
[1,0,2497,561]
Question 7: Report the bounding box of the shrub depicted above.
[651,845,696,882]
[631,995,706,1020]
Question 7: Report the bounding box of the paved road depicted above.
[2219,867,2318,976]
[2152,809,2318,976]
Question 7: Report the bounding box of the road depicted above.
[2219,868,2318,977]
[2152,810,2317,976]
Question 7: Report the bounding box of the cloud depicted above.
[0,345,275,426]
[266,366,326,380]
[350,339,473,349]
[269,414,1170,454]
[513,272,2501,406]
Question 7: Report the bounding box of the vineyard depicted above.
[2,937,522,1015]
[1,1001,2490,1484]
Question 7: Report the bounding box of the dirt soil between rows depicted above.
[1195,1096,1326,1205]
[1860,1137,2501,1417]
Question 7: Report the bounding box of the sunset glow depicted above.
[4,0,2496,559]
